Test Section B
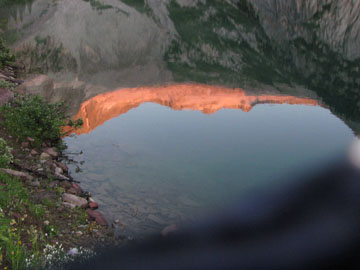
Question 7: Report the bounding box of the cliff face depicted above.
[251,0,360,60]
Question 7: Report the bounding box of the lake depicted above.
[63,84,354,238]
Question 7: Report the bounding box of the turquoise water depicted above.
[64,101,354,237]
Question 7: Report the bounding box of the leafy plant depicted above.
[1,95,67,144]
[0,138,12,168]
[0,79,16,90]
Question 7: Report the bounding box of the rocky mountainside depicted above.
[1,0,359,123]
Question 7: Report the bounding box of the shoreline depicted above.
[0,63,122,268]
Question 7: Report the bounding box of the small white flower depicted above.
[68,248,78,256]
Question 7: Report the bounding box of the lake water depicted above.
[63,84,354,238]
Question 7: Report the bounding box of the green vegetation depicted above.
[0,171,39,269]
[1,95,67,145]
[165,0,288,86]
[0,138,12,168]
[0,39,15,69]
[121,0,151,14]
[0,0,33,8]
[83,0,113,11]
[0,79,16,90]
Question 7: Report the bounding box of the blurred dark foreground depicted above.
[68,145,360,269]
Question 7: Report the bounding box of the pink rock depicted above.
[161,224,178,237]
[43,147,58,158]
[0,88,14,105]
[86,210,108,226]
[71,183,83,195]
[30,149,38,155]
[88,201,98,209]
[27,137,35,142]
[49,181,59,188]
[21,142,29,148]
[68,187,78,195]
[57,162,69,172]
[55,167,63,175]
[62,193,88,208]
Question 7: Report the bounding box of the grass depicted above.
[0,171,39,269]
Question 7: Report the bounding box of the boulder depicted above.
[43,147,58,158]
[88,201,98,209]
[62,202,76,209]
[62,193,88,208]
[0,88,14,105]
[0,168,34,181]
[86,210,108,226]
[21,142,29,148]
[71,183,83,195]
[40,152,51,160]
[27,137,35,142]
[55,167,63,175]
[57,162,69,172]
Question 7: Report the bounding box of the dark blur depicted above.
[68,144,360,269]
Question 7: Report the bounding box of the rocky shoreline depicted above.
[0,64,123,267]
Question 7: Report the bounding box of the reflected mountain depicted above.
[65,83,319,135]
[1,0,359,134]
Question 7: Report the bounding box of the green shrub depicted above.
[0,138,12,168]
[0,39,15,69]
[0,79,16,90]
[1,95,67,144]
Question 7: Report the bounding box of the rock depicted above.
[114,219,121,224]
[30,180,40,187]
[27,137,35,142]
[161,224,178,237]
[0,168,34,181]
[40,152,51,160]
[21,142,29,148]
[55,167,63,175]
[49,181,59,188]
[86,210,108,226]
[43,147,58,158]
[57,162,68,172]
[45,160,55,169]
[59,181,72,189]
[71,183,83,195]
[68,188,78,195]
[61,202,76,209]
[55,174,70,181]
[30,149,38,155]
[62,193,88,208]
[89,201,98,209]
[147,214,168,225]
[0,88,14,105]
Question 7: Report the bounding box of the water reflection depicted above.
[66,83,319,135]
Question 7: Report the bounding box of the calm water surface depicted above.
[64,89,354,237]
